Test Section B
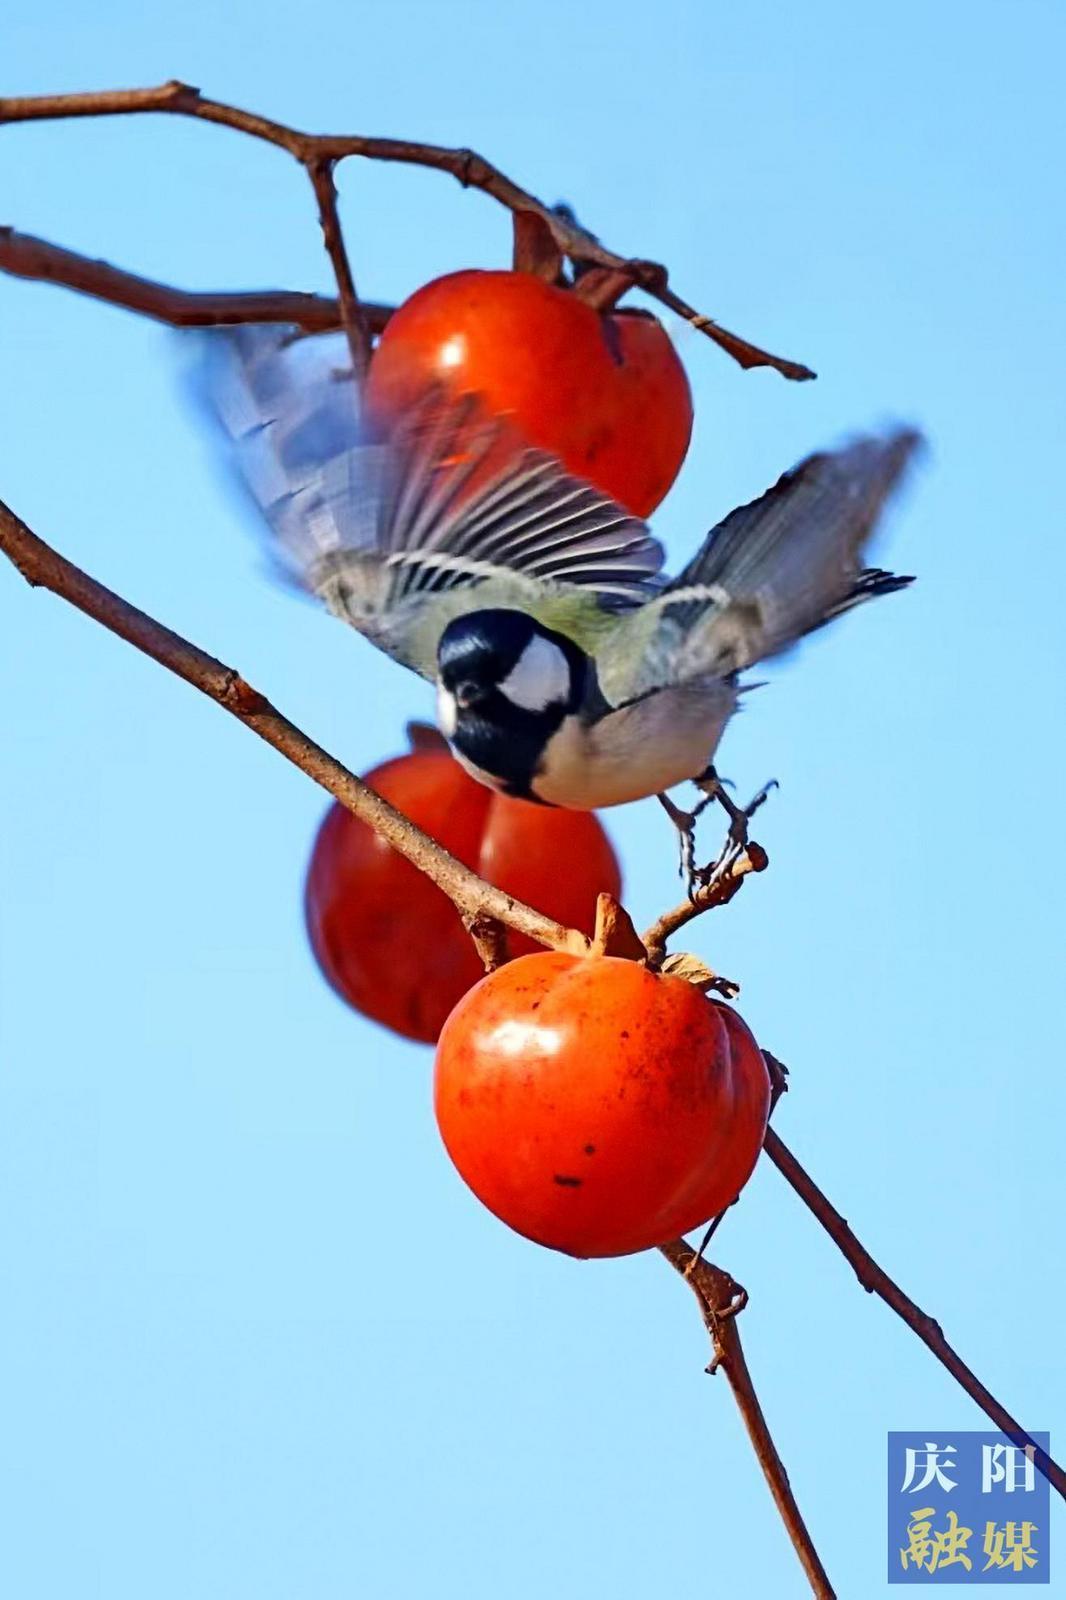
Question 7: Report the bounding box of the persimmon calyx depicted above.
[585,897,740,995]
[511,210,565,283]
[589,893,647,961]
[660,951,740,1000]
[570,266,636,313]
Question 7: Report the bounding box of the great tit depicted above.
[200,326,921,882]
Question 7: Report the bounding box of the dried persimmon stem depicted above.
[590,894,647,961]
[461,911,509,973]
[0,80,816,380]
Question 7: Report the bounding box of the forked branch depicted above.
[3,478,1060,1595]
[660,1239,835,1598]
[643,842,769,963]
[0,80,816,380]
[1,84,1058,1584]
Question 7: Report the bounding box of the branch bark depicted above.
[4,447,1062,1578]
[3,76,1059,1562]
[763,1127,1066,1503]
[642,842,769,964]
[0,496,589,960]
[0,81,816,381]
[659,1239,835,1598]
[304,158,371,379]
[0,227,394,333]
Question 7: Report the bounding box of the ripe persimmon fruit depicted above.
[365,269,692,518]
[304,745,621,1044]
[434,951,771,1257]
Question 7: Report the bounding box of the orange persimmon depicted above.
[434,952,771,1257]
[365,269,692,517]
[305,746,621,1044]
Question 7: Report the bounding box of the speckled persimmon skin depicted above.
[365,270,693,518]
[434,953,771,1258]
[305,752,621,1045]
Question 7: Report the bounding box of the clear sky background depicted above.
[2,3,1063,1595]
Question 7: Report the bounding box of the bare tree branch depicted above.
[763,1128,1066,1502]
[0,80,816,381]
[660,1239,836,1598]
[0,496,590,960]
[304,158,371,378]
[3,80,1058,1581]
[0,226,394,332]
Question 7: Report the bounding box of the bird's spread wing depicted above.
[597,428,923,705]
[197,326,665,679]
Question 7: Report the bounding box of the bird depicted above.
[197,324,922,889]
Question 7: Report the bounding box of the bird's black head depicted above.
[436,609,587,796]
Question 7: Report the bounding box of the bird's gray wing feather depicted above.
[197,325,665,679]
[597,428,922,704]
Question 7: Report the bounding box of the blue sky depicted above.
[1,2,1063,1595]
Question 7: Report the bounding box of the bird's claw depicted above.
[678,820,697,894]
[695,778,778,892]
[659,775,777,901]
[657,791,713,900]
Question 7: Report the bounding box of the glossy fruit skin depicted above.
[434,953,771,1257]
[365,270,693,517]
[304,750,621,1044]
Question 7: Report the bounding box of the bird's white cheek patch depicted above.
[436,683,458,738]
[498,634,570,712]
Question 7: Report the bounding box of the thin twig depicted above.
[0,81,816,381]
[5,70,1055,1596]
[0,226,393,332]
[688,1049,788,1273]
[659,1239,835,1598]
[763,1127,1066,1503]
[689,1203,730,1267]
[642,842,768,965]
[0,496,589,960]
[304,159,371,379]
